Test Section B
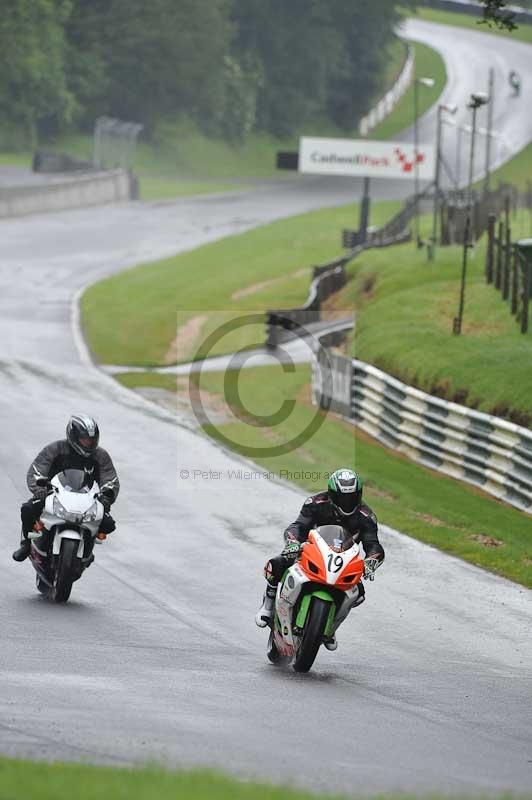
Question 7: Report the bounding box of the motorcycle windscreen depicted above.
[56,469,94,493]
[315,524,354,551]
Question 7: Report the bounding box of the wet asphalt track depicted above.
[0,19,531,797]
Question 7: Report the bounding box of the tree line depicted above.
[0,0,516,149]
[1,0,421,147]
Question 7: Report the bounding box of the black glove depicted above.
[282,540,301,560]
[33,486,49,500]
[98,493,112,513]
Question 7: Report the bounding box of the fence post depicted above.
[502,223,511,300]
[522,263,530,334]
[528,180,532,235]
[511,246,519,316]
[495,220,503,289]
[517,239,532,334]
[504,193,510,231]
[485,213,495,284]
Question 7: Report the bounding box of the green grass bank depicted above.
[346,209,532,425]
[413,5,532,45]
[81,200,400,366]
[2,757,529,800]
[82,195,532,424]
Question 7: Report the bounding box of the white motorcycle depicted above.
[28,469,107,603]
[267,525,367,672]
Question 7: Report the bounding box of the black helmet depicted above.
[327,468,363,516]
[66,415,99,458]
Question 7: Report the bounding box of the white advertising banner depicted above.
[299,136,435,180]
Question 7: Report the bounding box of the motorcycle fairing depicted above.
[273,527,366,659]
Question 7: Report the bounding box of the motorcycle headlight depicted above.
[84,501,98,522]
[53,496,68,519]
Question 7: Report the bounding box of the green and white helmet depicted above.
[327,468,363,516]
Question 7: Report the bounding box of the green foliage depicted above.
[214,55,263,143]
[0,0,423,147]
[0,0,75,147]
[97,0,231,134]
[230,0,419,137]
[478,0,517,30]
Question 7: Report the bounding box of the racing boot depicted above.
[12,535,31,563]
[255,585,276,628]
[323,635,337,651]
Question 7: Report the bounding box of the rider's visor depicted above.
[335,492,357,514]
[79,436,97,449]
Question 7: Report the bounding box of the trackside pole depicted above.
[359,177,371,244]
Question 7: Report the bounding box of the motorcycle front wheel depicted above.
[293,597,330,673]
[52,539,78,603]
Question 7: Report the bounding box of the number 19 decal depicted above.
[327,554,343,573]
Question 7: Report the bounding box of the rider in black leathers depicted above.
[255,469,384,649]
[13,415,119,562]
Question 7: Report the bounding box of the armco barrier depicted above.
[312,352,532,513]
[0,169,135,218]
[266,263,347,347]
[265,190,419,347]
[359,45,414,137]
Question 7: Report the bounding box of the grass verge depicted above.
[0,758,344,800]
[412,5,532,45]
[2,757,527,800]
[118,363,532,587]
[369,41,447,140]
[345,209,532,424]
[484,142,532,192]
[81,200,400,366]
[82,198,532,424]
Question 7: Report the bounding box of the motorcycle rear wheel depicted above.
[293,597,330,673]
[52,539,78,603]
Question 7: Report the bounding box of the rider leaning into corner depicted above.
[12,415,120,563]
[255,468,384,651]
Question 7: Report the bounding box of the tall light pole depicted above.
[484,67,495,194]
[454,91,489,335]
[467,92,488,210]
[429,103,457,260]
[413,76,435,247]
